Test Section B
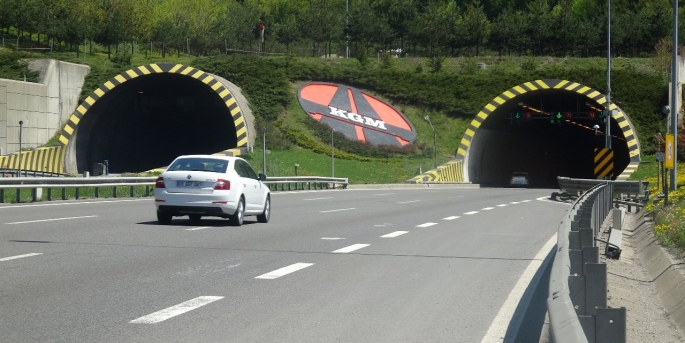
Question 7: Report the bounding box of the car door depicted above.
[235,159,261,212]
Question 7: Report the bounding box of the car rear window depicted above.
[167,158,228,173]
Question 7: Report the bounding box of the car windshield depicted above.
[167,158,228,173]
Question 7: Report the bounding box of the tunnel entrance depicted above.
[459,80,640,188]
[59,64,249,174]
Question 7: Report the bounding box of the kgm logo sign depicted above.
[297,82,416,147]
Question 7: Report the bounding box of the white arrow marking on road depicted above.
[0,253,43,262]
[255,263,315,279]
[381,231,409,238]
[333,244,370,253]
[6,215,97,225]
[130,296,224,324]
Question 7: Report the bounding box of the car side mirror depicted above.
[258,173,267,181]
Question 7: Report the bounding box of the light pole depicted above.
[346,0,349,59]
[17,120,23,177]
[331,128,335,177]
[670,0,679,190]
[424,115,437,169]
[262,127,267,175]
[605,0,612,150]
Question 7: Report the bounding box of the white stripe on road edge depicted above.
[443,216,461,220]
[381,231,409,238]
[255,263,314,279]
[497,204,508,207]
[480,233,557,343]
[6,215,97,225]
[130,296,223,324]
[303,197,333,201]
[185,227,211,231]
[416,222,438,228]
[320,208,356,213]
[333,244,370,253]
[321,237,346,240]
[481,207,495,211]
[374,193,394,196]
[521,200,532,203]
[464,211,479,215]
[0,199,147,209]
[396,200,421,204]
[0,253,43,262]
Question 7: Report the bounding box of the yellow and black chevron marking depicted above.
[408,160,464,183]
[594,148,614,179]
[616,161,639,180]
[456,79,641,178]
[0,146,66,174]
[58,63,248,148]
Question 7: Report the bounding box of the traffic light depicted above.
[599,110,606,119]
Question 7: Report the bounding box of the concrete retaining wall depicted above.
[0,59,89,156]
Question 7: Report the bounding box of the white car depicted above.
[154,155,270,226]
[509,172,530,188]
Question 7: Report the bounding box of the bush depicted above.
[111,50,132,68]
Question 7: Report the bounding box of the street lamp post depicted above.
[424,115,437,169]
[262,127,267,175]
[605,0,612,150]
[17,120,23,177]
[670,0,679,190]
[331,128,335,177]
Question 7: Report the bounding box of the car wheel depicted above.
[189,214,201,224]
[229,197,245,226]
[257,195,270,223]
[157,210,172,225]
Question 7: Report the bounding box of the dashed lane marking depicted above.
[255,263,315,279]
[130,296,224,324]
[303,197,333,201]
[521,200,532,203]
[321,237,346,240]
[464,211,479,215]
[416,222,438,228]
[185,227,211,231]
[333,244,370,253]
[6,215,98,225]
[320,208,356,213]
[381,231,409,238]
[374,193,394,196]
[0,253,43,262]
[396,200,421,204]
[481,207,495,211]
[509,201,521,204]
[497,204,508,207]
[443,216,461,220]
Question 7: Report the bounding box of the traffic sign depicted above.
[588,111,596,120]
[656,152,664,162]
[564,111,573,119]
[524,112,532,120]
[665,134,675,169]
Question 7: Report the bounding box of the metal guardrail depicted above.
[548,181,626,343]
[0,176,349,203]
[557,177,648,200]
[0,169,64,178]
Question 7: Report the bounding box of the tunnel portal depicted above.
[459,80,641,188]
[59,64,249,174]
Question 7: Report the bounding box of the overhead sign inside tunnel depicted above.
[297,82,416,147]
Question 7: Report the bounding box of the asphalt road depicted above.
[0,187,569,343]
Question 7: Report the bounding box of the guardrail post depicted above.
[47,188,51,201]
[582,247,599,274]
[95,187,99,198]
[580,229,594,248]
[578,316,597,343]
[595,307,626,343]
[145,186,150,196]
[62,187,66,200]
[16,189,21,203]
[31,188,37,202]
[569,274,586,315]
[75,188,79,200]
[0,189,4,203]
[130,186,134,198]
[113,186,118,198]
[585,263,607,316]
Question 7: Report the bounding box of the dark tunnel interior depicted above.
[468,90,630,188]
[75,74,236,174]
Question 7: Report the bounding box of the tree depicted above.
[302,0,344,57]
[462,0,490,56]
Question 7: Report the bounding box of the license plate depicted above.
[176,181,203,188]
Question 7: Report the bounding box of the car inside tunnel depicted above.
[75,73,237,174]
[467,90,630,188]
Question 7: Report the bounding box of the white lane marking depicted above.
[497,204,508,207]
[396,200,421,204]
[448,196,465,198]
[381,231,409,238]
[320,208,356,213]
[321,237,346,240]
[185,227,211,231]
[509,201,521,204]
[464,211,479,215]
[0,198,147,209]
[536,196,572,205]
[130,296,224,324]
[303,197,333,201]
[443,216,461,220]
[255,263,314,279]
[374,223,394,227]
[480,234,557,343]
[6,215,98,225]
[521,200,532,203]
[481,207,495,211]
[333,244,370,253]
[374,193,394,196]
[0,253,43,262]
[416,222,438,228]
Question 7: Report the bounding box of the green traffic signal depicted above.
[515,113,521,119]
[556,112,562,119]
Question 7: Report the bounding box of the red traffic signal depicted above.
[563,111,573,119]
[588,110,597,119]
[523,112,533,120]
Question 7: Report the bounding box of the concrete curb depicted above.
[632,211,685,335]
[345,183,478,190]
